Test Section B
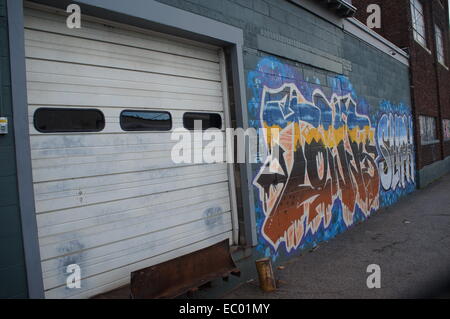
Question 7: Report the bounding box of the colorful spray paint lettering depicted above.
[376,101,416,207]
[248,57,416,256]
[253,84,380,252]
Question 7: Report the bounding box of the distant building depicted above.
[353,0,450,187]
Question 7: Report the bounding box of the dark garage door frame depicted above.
[7,0,257,299]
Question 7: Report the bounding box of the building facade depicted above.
[354,0,450,187]
[0,0,29,298]
[1,0,417,298]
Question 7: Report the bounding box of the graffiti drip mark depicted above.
[254,83,380,252]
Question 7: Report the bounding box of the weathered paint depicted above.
[248,57,415,258]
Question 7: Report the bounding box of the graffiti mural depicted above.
[443,119,450,141]
[253,84,380,252]
[249,57,416,256]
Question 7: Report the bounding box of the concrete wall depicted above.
[0,0,28,299]
[156,0,414,260]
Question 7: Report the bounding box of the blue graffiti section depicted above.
[248,57,416,259]
[376,101,416,207]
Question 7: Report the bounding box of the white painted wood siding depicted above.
[24,5,234,299]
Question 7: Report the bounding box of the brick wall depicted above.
[431,0,450,159]
[0,0,28,299]
[354,0,411,49]
[353,0,450,169]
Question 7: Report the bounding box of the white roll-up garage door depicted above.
[24,4,237,299]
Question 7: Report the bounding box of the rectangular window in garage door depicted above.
[34,108,105,133]
[183,112,222,130]
[120,110,172,131]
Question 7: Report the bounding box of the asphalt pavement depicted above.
[225,174,450,299]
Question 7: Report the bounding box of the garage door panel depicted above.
[38,194,231,239]
[41,230,232,286]
[35,168,228,202]
[35,170,229,213]
[31,158,177,182]
[24,7,220,63]
[31,148,227,183]
[27,82,223,106]
[34,164,227,194]
[34,164,227,197]
[29,129,223,151]
[26,70,223,99]
[36,182,230,229]
[40,209,232,260]
[30,142,176,160]
[26,59,223,94]
[39,201,232,249]
[42,230,231,286]
[25,41,221,82]
[43,232,232,299]
[40,211,232,262]
[41,224,233,284]
[42,225,233,292]
[25,47,220,83]
[30,132,178,149]
[24,29,221,73]
[27,90,223,111]
[30,143,226,169]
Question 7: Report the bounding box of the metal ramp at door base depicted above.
[93,240,240,299]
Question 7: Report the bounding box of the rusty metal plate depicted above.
[130,240,239,299]
[92,285,131,299]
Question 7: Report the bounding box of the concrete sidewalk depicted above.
[225,174,450,299]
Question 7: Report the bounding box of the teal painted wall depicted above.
[0,0,28,299]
